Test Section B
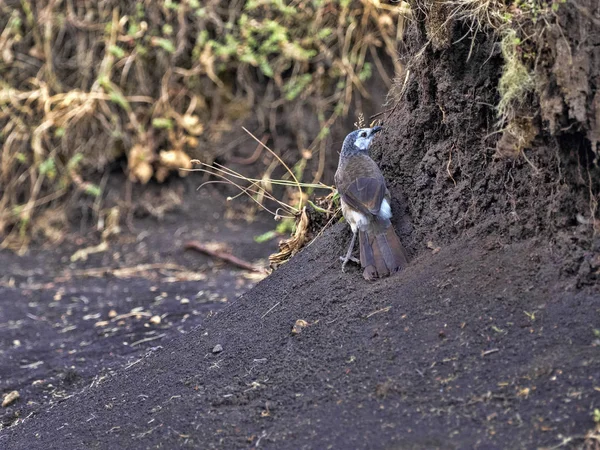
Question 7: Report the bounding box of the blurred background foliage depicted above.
[0,0,409,250]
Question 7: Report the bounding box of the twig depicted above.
[482,348,500,356]
[124,358,143,370]
[229,134,267,165]
[242,126,303,206]
[447,148,457,186]
[383,69,411,124]
[366,306,392,318]
[130,333,166,347]
[261,301,280,319]
[369,107,394,121]
[184,240,267,273]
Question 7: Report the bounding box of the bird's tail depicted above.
[359,221,408,281]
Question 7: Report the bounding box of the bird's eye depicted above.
[360,132,367,138]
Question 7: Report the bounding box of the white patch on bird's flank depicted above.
[379,198,392,219]
[342,201,368,232]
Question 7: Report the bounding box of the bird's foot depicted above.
[340,255,360,272]
[362,265,378,281]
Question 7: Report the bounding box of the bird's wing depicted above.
[341,177,386,216]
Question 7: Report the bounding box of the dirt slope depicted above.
[2,1,600,448]
[2,223,599,449]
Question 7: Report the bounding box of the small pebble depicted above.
[212,344,223,354]
[149,315,161,325]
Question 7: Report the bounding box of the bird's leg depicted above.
[340,231,359,272]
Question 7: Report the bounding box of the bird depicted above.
[335,126,408,280]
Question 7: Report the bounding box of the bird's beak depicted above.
[372,126,383,134]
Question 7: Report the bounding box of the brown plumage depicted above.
[335,127,408,280]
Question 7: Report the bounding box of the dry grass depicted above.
[187,127,341,268]
[0,0,408,249]
[497,28,535,126]
[445,0,509,32]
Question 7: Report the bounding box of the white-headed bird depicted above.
[335,126,408,280]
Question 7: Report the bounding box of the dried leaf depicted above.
[292,319,309,335]
[128,144,154,184]
[159,149,192,175]
[2,390,20,407]
[180,114,204,136]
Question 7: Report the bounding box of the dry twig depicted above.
[184,240,267,274]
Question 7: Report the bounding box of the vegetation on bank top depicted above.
[0,0,407,250]
[0,0,587,253]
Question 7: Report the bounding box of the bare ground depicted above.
[0,180,276,437]
[1,217,599,449]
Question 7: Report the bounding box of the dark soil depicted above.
[0,177,277,437]
[2,223,599,449]
[2,1,600,449]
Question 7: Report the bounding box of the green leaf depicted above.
[164,0,179,11]
[196,30,209,47]
[109,91,131,112]
[254,230,278,243]
[9,16,22,29]
[154,38,176,53]
[152,117,174,129]
[317,28,333,39]
[135,44,148,57]
[307,200,330,214]
[359,62,372,82]
[317,126,330,140]
[84,184,102,197]
[11,204,23,216]
[39,157,56,179]
[67,153,84,170]
[19,217,29,237]
[259,58,274,77]
[108,45,125,58]
[283,73,312,101]
[128,22,139,36]
[276,218,296,234]
[97,75,110,89]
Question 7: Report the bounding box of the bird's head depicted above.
[340,126,383,157]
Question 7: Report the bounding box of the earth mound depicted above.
[2,0,600,448]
